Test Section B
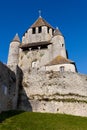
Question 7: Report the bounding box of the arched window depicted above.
[2,85,7,95]
[60,66,64,72]
[32,61,37,68]
[32,60,39,68]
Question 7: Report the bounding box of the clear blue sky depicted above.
[0,0,87,74]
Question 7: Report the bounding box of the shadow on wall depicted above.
[0,64,32,123]
[0,62,16,112]
[0,110,24,123]
[16,66,32,111]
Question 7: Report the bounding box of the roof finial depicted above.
[16,33,18,36]
[56,26,59,30]
[39,10,42,18]
[12,33,20,42]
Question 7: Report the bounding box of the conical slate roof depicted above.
[30,17,54,29]
[12,33,20,42]
[46,56,74,66]
[53,28,63,36]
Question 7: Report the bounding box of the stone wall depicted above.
[0,62,17,113]
[45,63,76,72]
[18,70,87,116]
[18,48,49,71]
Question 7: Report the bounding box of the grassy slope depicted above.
[0,111,87,130]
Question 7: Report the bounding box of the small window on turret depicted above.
[32,28,36,34]
[60,66,65,72]
[47,27,50,33]
[38,26,42,33]
[62,44,64,47]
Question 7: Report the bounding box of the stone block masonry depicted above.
[0,62,17,113]
[18,70,87,117]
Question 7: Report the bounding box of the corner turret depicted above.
[51,27,67,58]
[12,33,20,42]
[7,33,20,73]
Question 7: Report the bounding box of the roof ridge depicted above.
[46,55,74,66]
[30,17,54,29]
[53,28,63,36]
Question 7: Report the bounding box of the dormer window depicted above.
[32,28,36,34]
[38,26,42,33]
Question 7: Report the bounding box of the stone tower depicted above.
[7,34,20,72]
[22,16,54,44]
[51,28,67,59]
[6,15,76,73]
[19,16,55,71]
[19,16,69,71]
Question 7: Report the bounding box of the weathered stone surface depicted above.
[18,70,87,116]
[0,62,17,113]
[7,36,20,73]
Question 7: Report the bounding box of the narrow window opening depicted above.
[32,28,36,34]
[62,44,64,47]
[47,27,50,33]
[52,29,54,35]
[38,26,42,33]
[2,85,7,95]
